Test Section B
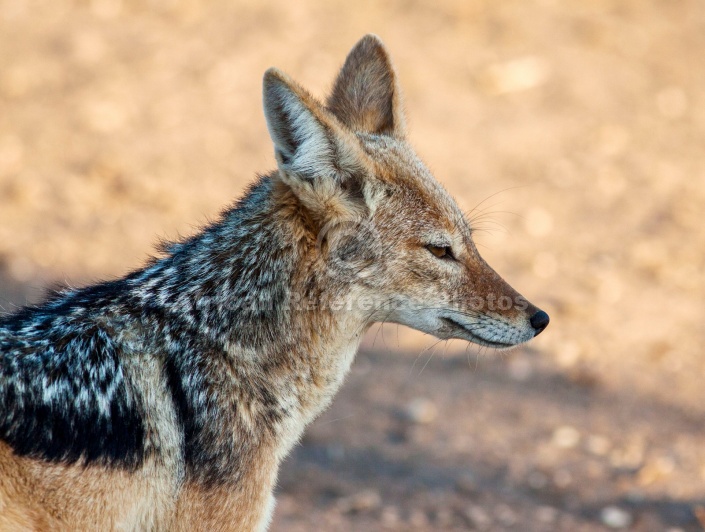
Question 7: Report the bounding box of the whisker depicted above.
[418,340,441,377]
[464,185,529,220]
[319,413,357,425]
[407,338,444,383]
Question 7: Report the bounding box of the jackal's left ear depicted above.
[327,34,406,138]
[263,68,378,220]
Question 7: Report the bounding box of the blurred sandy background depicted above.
[1,0,704,530]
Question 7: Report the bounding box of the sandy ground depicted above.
[1,0,705,530]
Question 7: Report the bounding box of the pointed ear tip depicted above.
[354,34,388,51]
[348,34,394,68]
[263,67,290,88]
[360,33,384,47]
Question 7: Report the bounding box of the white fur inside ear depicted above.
[263,70,376,221]
[264,79,336,180]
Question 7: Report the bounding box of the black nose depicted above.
[530,310,550,336]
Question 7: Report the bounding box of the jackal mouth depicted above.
[440,317,516,348]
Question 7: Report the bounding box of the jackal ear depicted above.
[327,34,406,138]
[263,68,375,219]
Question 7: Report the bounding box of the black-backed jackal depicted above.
[0,35,548,531]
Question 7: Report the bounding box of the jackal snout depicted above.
[374,230,549,349]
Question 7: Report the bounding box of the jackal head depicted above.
[263,35,548,349]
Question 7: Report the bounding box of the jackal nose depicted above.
[530,310,550,336]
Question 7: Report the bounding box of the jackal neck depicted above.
[138,174,368,483]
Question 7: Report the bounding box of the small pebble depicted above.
[405,397,438,424]
[600,506,633,529]
[552,426,580,449]
[483,55,550,94]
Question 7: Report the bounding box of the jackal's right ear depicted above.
[327,34,406,138]
[263,68,375,221]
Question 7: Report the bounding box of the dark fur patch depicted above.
[0,289,147,468]
[163,345,285,487]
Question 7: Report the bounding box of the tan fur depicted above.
[173,451,276,532]
[0,442,175,531]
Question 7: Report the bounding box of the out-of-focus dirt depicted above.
[1,0,704,530]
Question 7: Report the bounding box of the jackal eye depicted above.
[426,244,454,260]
